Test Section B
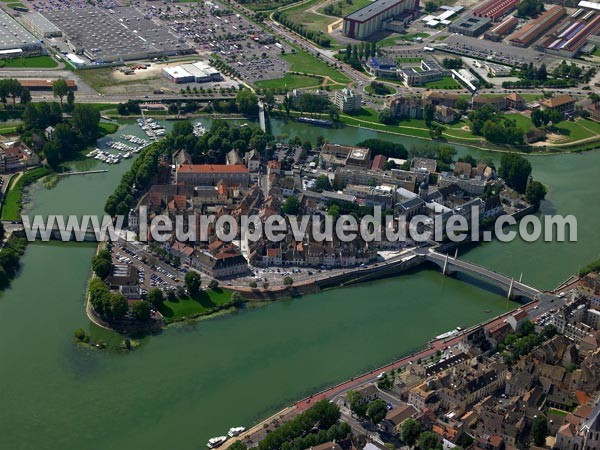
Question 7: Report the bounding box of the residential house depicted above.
[541,94,576,117]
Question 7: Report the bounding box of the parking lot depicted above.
[439,34,560,68]
[108,240,185,297]
[137,0,292,83]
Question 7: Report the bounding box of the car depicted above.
[386,403,393,410]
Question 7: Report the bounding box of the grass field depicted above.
[0,56,58,69]
[377,33,430,48]
[1,167,50,221]
[555,119,600,142]
[255,73,323,89]
[282,49,349,84]
[504,113,534,132]
[282,0,339,42]
[158,288,232,320]
[422,76,461,89]
[317,0,372,17]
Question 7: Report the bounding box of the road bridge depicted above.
[414,248,557,303]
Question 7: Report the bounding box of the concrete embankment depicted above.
[229,255,426,301]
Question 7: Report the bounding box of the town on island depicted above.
[0,0,599,448]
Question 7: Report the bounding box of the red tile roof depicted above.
[177,164,248,174]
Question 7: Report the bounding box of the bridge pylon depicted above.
[508,278,514,299]
[443,253,449,275]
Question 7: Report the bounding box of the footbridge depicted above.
[415,248,553,301]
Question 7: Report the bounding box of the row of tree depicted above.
[258,400,341,450]
[272,11,331,47]
[0,236,27,290]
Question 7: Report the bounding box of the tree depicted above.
[66,89,75,111]
[367,399,388,425]
[531,416,548,447]
[418,431,441,450]
[73,328,89,342]
[525,180,547,207]
[208,279,219,290]
[379,108,396,125]
[346,390,367,419]
[314,175,331,192]
[401,419,422,447]
[72,104,100,142]
[229,441,247,450]
[499,153,532,194]
[236,88,258,115]
[109,292,129,319]
[20,87,31,105]
[282,195,300,215]
[131,300,152,321]
[283,276,294,287]
[249,281,258,288]
[92,258,111,279]
[52,79,69,105]
[424,104,435,128]
[185,271,202,297]
[147,288,164,307]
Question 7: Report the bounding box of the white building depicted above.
[334,88,362,112]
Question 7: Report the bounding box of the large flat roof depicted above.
[345,0,406,22]
[0,9,40,51]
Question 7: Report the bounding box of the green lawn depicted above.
[1,167,50,221]
[397,57,422,63]
[549,408,568,417]
[282,0,339,42]
[99,122,119,136]
[0,56,58,68]
[504,113,534,131]
[422,76,461,89]
[317,0,372,17]
[158,288,232,320]
[282,50,349,84]
[554,119,600,142]
[255,73,322,89]
[377,33,430,48]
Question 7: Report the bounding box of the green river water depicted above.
[0,119,597,450]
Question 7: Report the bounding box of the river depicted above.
[0,119,597,450]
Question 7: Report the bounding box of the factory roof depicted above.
[0,9,40,51]
[345,0,407,22]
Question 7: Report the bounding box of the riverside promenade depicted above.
[224,297,542,448]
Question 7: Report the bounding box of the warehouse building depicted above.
[448,15,492,37]
[473,0,519,21]
[542,11,600,57]
[43,7,192,63]
[509,6,566,47]
[484,15,518,40]
[0,9,42,57]
[20,11,62,38]
[343,0,420,39]
[162,61,221,84]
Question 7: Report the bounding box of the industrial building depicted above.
[43,7,192,63]
[334,88,362,112]
[365,56,398,77]
[509,6,567,47]
[20,12,62,38]
[541,10,600,57]
[449,15,492,36]
[342,0,420,39]
[451,68,479,91]
[162,61,222,84]
[17,79,76,91]
[399,58,451,86]
[0,9,42,57]
[473,0,519,21]
[484,15,518,40]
